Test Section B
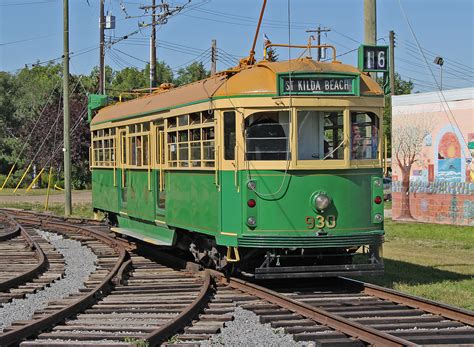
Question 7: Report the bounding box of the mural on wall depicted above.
[392,115,432,220]
[392,88,474,226]
[437,132,462,182]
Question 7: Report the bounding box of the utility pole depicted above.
[306,26,331,61]
[364,0,377,77]
[150,0,157,90]
[139,1,189,86]
[389,30,395,95]
[63,0,71,216]
[211,39,217,75]
[99,0,105,94]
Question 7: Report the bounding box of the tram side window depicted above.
[224,111,236,160]
[350,112,379,160]
[245,111,290,161]
[128,123,150,167]
[297,111,344,160]
[92,128,116,167]
[166,112,215,168]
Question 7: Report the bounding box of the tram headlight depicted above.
[247,180,256,190]
[247,216,257,227]
[374,213,383,223]
[314,193,331,211]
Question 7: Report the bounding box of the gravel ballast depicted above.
[207,306,312,346]
[0,229,97,332]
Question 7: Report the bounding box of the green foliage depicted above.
[0,72,20,173]
[111,67,147,93]
[266,46,279,62]
[174,62,210,86]
[144,61,174,86]
[123,337,149,347]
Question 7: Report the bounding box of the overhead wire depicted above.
[397,0,471,162]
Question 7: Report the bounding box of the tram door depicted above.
[155,124,166,220]
[118,128,128,213]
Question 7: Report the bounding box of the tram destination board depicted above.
[358,45,389,72]
[278,73,359,96]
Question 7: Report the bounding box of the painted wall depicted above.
[392,88,474,226]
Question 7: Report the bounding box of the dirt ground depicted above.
[0,191,92,204]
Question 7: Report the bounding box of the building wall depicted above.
[391,88,474,226]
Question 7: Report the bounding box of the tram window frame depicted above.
[126,122,150,168]
[91,128,116,168]
[297,110,345,161]
[165,111,215,169]
[350,111,379,160]
[223,111,236,160]
[244,111,290,161]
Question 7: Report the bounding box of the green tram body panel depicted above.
[92,167,384,249]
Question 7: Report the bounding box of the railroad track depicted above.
[0,212,64,306]
[211,273,474,346]
[0,209,472,346]
[0,210,219,346]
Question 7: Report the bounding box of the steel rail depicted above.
[144,270,213,346]
[0,208,103,227]
[210,270,416,347]
[0,216,127,347]
[0,214,20,241]
[0,212,47,292]
[340,277,474,326]
[5,210,134,251]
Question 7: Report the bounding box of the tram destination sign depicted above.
[278,74,359,96]
[358,44,389,72]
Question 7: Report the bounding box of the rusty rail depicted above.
[340,277,474,326]
[0,214,20,241]
[0,212,47,292]
[144,270,212,346]
[211,270,416,347]
[0,214,127,347]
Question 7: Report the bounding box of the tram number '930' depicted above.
[306,215,336,229]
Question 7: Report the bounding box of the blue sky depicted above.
[1,0,473,92]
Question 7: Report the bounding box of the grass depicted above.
[0,200,472,310]
[384,200,392,209]
[0,188,62,196]
[360,218,474,310]
[0,202,95,219]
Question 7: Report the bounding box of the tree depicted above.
[174,62,209,86]
[378,73,414,157]
[144,61,174,86]
[392,114,431,219]
[0,72,19,174]
[0,64,92,189]
[111,67,147,94]
[88,65,114,93]
[266,46,279,62]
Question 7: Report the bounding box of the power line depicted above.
[397,0,471,161]
[404,40,474,72]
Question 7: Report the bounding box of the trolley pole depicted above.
[150,0,157,90]
[211,39,217,75]
[389,30,395,95]
[63,0,72,216]
[364,0,377,77]
[99,0,105,94]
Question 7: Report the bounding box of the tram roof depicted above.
[91,58,383,125]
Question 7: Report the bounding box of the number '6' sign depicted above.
[358,45,389,72]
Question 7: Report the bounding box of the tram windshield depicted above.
[350,112,379,160]
[297,110,344,160]
[245,111,290,160]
